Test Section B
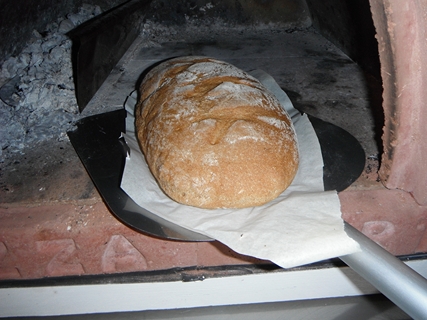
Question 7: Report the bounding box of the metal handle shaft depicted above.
[340,222,427,320]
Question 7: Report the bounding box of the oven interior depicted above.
[0,0,383,204]
[3,2,427,319]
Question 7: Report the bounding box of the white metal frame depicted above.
[1,259,427,318]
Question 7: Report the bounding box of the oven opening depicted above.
[1,0,427,283]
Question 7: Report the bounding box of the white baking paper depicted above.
[120,70,360,268]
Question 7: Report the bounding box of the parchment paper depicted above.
[120,69,360,268]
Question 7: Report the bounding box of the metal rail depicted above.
[340,223,427,320]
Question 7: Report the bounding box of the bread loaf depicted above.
[135,56,299,209]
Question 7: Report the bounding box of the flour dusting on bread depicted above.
[135,56,299,209]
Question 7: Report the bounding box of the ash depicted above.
[0,4,102,157]
[0,3,298,159]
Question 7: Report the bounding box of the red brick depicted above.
[370,0,427,205]
[340,188,427,255]
[0,202,260,280]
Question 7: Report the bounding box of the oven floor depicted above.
[86,24,383,188]
[88,24,383,157]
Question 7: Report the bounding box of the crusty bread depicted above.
[135,56,299,209]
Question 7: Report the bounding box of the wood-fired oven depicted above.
[1,0,427,318]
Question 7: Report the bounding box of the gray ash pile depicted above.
[0,4,102,157]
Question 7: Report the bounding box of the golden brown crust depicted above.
[135,56,299,209]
